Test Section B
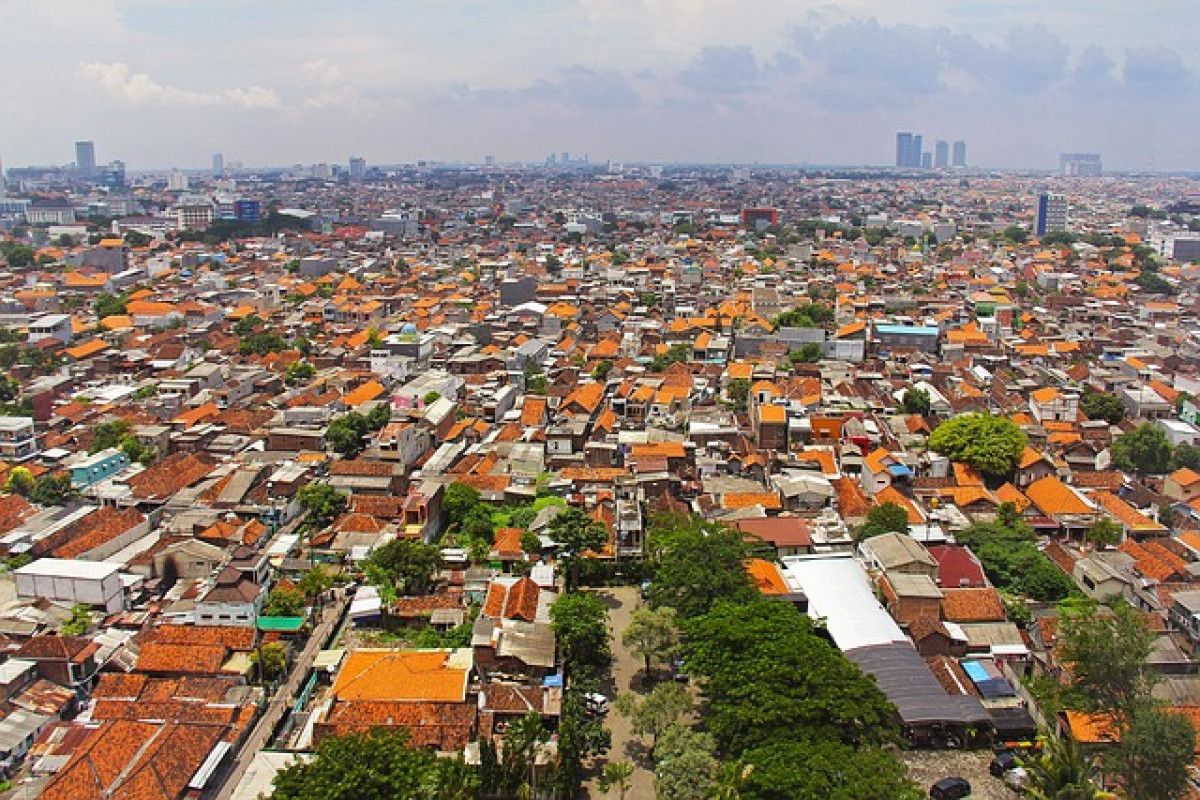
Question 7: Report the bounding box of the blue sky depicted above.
[1,0,1196,170]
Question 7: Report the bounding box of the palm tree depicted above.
[711,762,754,800]
[1024,735,1098,800]
[598,761,635,800]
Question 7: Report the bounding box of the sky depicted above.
[1,0,1197,171]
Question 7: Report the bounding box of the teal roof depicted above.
[257,616,306,632]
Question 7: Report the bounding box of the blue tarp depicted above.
[888,463,913,478]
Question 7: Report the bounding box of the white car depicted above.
[583,693,609,715]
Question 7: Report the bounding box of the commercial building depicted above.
[952,140,967,167]
[1036,192,1068,236]
[0,416,37,462]
[895,132,923,168]
[75,140,96,178]
[13,559,126,613]
[934,140,949,168]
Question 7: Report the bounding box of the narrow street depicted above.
[208,590,351,800]
[586,586,655,799]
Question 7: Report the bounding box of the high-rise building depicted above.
[0,153,6,199]
[921,151,933,169]
[212,153,224,177]
[75,140,96,178]
[1036,193,1068,236]
[349,156,366,181]
[934,140,949,168]
[952,140,967,167]
[1059,153,1102,177]
[895,133,924,168]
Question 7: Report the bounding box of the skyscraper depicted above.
[212,153,224,177]
[349,156,366,181]
[1059,153,1102,176]
[75,140,96,178]
[934,140,949,168]
[952,140,967,168]
[895,133,924,168]
[1036,193,1068,236]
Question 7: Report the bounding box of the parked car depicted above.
[671,657,689,683]
[583,692,609,716]
[990,749,1018,777]
[930,777,971,800]
[640,580,652,600]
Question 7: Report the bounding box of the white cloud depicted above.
[79,61,283,110]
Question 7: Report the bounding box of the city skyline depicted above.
[1,1,1197,171]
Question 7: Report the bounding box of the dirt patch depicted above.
[901,750,1019,799]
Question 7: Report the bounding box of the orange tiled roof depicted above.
[941,587,1007,622]
[1025,475,1093,516]
[331,649,469,703]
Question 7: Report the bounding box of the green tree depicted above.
[549,592,611,682]
[326,411,370,457]
[646,514,758,619]
[598,761,634,800]
[296,483,348,529]
[740,740,922,800]
[443,482,482,532]
[621,606,680,676]
[61,603,92,636]
[726,378,750,412]
[614,682,693,748]
[365,402,391,431]
[592,359,614,382]
[285,360,316,385]
[1058,601,1156,719]
[901,387,931,416]
[94,292,127,320]
[928,413,1026,479]
[233,313,261,337]
[685,598,899,754]
[519,530,542,556]
[772,303,834,330]
[795,342,823,363]
[271,728,452,800]
[3,466,34,496]
[1119,705,1196,800]
[1080,391,1125,425]
[1110,423,1173,475]
[263,585,305,616]
[549,507,608,591]
[90,419,131,454]
[251,641,288,682]
[1172,443,1200,471]
[30,474,78,506]
[856,502,911,540]
[653,725,718,800]
[364,538,441,596]
[1086,517,1122,549]
[297,564,335,600]
[1023,734,1097,800]
[1004,225,1029,244]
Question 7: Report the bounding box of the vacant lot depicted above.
[902,749,1020,799]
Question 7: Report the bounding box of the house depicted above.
[733,516,813,557]
[857,532,938,579]
[12,636,100,693]
[1164,468,1200,503]
[195,549,271,626]
[314,648,476,751]
[69,448,131,489]
[1024,475,1097,537]
[879,572,944,626]
[0,416,38,462]
[1029,387,1079,423]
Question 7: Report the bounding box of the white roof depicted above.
[781,555,907,652]
[14,558,120,580]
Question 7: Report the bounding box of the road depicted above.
[208,589,350,800]
[586,586,656,799]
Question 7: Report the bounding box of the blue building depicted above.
[234,200,261,223]
[70,448,130,489]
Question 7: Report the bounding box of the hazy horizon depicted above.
[2,1,1197,172]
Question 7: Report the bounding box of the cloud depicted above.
[468,67,641,110]
[677,45,760,95]
[942,24,1068,92]
[79,61,282,109]
[1123,46,1193,89]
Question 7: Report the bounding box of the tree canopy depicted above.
[296,483,348,529]
[856,502,911,540]
[956,519,1076,601]
[549,591,611,683]
[363,538,441,596]
[1080,391,1125,425]
[929,413,1026,479]
[901,387,931,416]
[271,728,474,800]
[621,606,680,676]
[646,514,759,619]
[548,506,608,591]
[1110,423,1173,475]
[684,597,899,754]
